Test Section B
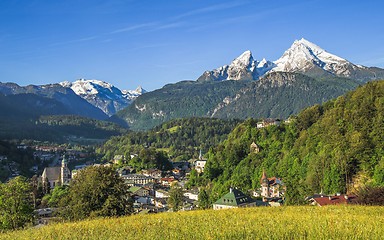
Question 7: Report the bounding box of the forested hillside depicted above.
[0,115,127,142]
[111,72,359,131]
[194,80,384,205]
[110,80,250,130]
[212,72,359,119]
[96,118,242,161]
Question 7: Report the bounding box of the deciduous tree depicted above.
[59,165,132,220]
[0,176,34,230]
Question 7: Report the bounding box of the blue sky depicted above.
[1,0,383,91]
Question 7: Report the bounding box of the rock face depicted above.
[197,50,274,82]
[198,38,384,82]
[60,79,146,116]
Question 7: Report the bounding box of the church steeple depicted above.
[261,171,268,185]
[61,154,67,168]
[61,154,70,184]
[261,170,270,198]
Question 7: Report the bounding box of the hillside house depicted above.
[250,142,260,154]
[257,118,280,129]
[213,188,257,210]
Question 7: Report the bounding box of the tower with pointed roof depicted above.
[195,149,207,173]
[61,155,70,184]
[261,171,270,197]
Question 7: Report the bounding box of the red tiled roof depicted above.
[313,195,357,206]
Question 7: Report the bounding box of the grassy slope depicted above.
[3,206,384,239]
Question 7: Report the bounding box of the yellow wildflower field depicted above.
[2,205,384,240]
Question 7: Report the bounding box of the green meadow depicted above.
[2,205,384,240]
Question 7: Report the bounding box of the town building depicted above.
[184,188,200,201]
[213,188,258,210]
[260,171,283,198]
[129,186,149,197]
[310,194,357,206]
[155,189,170,198]
[122,174,154,187]
[142,169,162,178]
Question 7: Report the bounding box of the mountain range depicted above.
[198,38,384,82]
[0,80,146,120]
[0,80,142,141]
[112,38,384,130]
[1,38,383,136]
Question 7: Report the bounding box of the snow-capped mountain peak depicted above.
[272,38,351,73]
[197,50,274,81]
[59,79,146,116]
[231,50,254,67]
[198,38,383,82]
[130,85,147,95]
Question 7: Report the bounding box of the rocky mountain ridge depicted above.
[198,38,384,82]
[60,79,146,116]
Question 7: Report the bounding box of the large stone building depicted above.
[260,171,283,198]
[41,155,71,189]
[122,174,154,187]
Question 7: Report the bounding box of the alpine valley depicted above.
[111,38,384,130]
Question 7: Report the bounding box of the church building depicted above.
[41,155,71,189]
